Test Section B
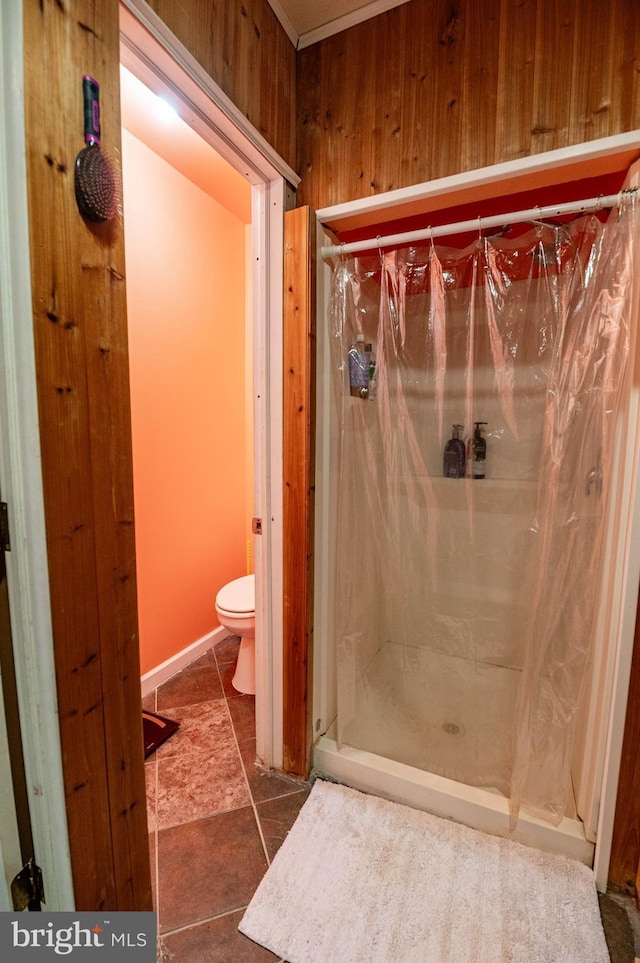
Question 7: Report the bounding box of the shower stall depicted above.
[312,136,640,886]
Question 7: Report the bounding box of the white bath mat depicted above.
[239,780,609,963]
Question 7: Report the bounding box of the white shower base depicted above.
[340,641,521,793]
[313,641,593,865]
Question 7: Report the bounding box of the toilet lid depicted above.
[216,574,255,615]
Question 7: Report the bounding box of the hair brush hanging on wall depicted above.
[74,75,120,223]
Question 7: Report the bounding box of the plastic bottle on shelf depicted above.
[443,425,466,478]
[472,422,488,478]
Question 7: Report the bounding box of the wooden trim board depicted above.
[282,206,315,775]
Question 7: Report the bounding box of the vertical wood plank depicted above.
[364,11,398,195]
[297,44,322,211]
[80,269,149,909]
[426,0,464,183]
[282,207,315,776]
[529,0,577,155]
[568,0,617,146]
[22,0,151,910]
[461,0,500,173]
[395,2,436,191]
[494,0,537,163]
[609,0,640,137]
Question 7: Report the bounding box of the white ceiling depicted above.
[267,0,411,49]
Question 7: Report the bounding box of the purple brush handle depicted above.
[82,75,101,146]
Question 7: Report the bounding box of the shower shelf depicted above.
[434,478,537,486]
[392,477,539,493]
[424,477,539,512]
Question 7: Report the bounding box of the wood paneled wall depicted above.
[22,0,151,910]
[147,0,296,170]
[297,0,640,211]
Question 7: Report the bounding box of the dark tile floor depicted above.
[143,636,639,962]
[143,636,309,962]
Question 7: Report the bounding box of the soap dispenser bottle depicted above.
[472,422,488,478]
[443,425,466,478]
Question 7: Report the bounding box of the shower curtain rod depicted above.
[319,190,636,259]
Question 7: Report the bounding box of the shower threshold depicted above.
[313,726,594,866]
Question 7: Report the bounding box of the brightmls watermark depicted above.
[0,913,157,960]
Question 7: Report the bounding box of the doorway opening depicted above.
[120,1,300,770]
[121,61,254,697]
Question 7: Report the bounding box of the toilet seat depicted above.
[215,605,253,619]
[215,574,255,616]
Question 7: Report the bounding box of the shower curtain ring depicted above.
[596,194,604,212]
[529,206,546,236]
[477,216,483,240]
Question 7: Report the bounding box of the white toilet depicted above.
[215,574,256,695]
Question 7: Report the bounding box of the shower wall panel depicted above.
[336,288,548,687]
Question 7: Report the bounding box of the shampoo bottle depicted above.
[348,334,370,398]
[472,422,488,478]
[443,425,466,478]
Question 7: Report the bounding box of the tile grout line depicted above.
[213,641,274,868]
[150,798,262,834]
[158,903,252,938]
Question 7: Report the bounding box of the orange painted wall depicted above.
[122,128,249,675]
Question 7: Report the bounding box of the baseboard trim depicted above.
[140,626,229,697]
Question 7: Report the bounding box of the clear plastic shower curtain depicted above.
[328,192,638,826]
